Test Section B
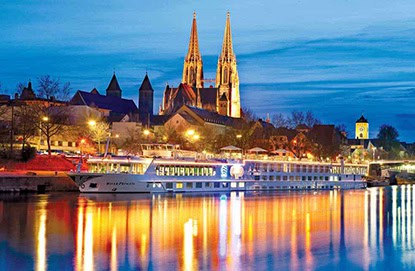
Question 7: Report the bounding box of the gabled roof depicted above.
[356,115,368,123]
[150,114,173,126]
[90,88,100,95]
[106,74,122,92]
[180,105,245,128]
[69,90,137,115]
[139,74,154,91]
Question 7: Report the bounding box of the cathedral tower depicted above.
[182,12,204,88]
[106,73,122,98]
[216,12,240,118]
[139,73,154,125]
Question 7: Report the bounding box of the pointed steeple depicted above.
[186,12,201,62]
[139,73,154,92]
[106,73,122,98]
[182,12,204,88]
[216,12,240,118]
[219,12,235,61]
[139,73,154,124]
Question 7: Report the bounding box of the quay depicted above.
[0,172,77,193]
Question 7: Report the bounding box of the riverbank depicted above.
[0,172,77,192]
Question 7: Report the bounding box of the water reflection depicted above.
[1,187,415,270]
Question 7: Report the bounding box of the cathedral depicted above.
[159,12,241,118]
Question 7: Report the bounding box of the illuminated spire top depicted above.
[185,12,201,62]
[220,12,235,61]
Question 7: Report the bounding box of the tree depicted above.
[14,104,37,153]
[377,125,400,152]
[288,110,305,128]
[241,107,258,122]
[16,82,25,96]
[88,120,110,154]
[272,113,289,128]
[37,75,71,101]
[304,111,320,127]
[28,104,70,156]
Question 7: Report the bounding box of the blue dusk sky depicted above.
[1,0,415,141]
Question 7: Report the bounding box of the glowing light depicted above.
[35,198,47,271]
[193,134,200,140]
[236,134,242,139]
[186,129,195,136]
[115,134,119,138]
[143,129,150,136]
[42,116,49,122]
[88,120,97,127]
[80,138,86,144]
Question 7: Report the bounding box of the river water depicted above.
[0,186,414,270]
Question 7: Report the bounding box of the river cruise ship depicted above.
[68,156,367,193]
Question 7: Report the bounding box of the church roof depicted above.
[356,115,368,123]
[90,88,100,95]
[69,90,137,115]
[185,105,244,128]
[139,73,154,91]
[106,73,122,92]
[20,81,36,100]
[199,87,218,108]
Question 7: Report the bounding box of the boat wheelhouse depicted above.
[68,156,367,193]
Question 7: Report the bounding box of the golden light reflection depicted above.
[62,186,415,270]
[35,196,48,271]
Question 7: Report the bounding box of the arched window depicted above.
[223,67,228,84]
[189,67,194,83]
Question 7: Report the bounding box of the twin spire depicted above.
[185,12,201,62]
[220,12,235,62]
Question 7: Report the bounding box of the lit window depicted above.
[176,183,183,189]
[231,182,237,188]
[238,182,245,188]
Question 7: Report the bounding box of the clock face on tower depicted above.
[359,127,364,132]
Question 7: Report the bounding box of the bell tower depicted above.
[355,115,369,139]
[182,12,204,88]
[216,12,240,118]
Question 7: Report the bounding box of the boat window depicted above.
[166,183,173,189]
[89,183,97,188]
[186,182,193,188]
[176,183,183,189]
[231,182,237,188]
[238,182,245,188]
[196,183,202,188]
[262,175,267,181]
[308,176,312,181]
[205,182,212,188]
[214,182,220,188]
[222,183,229,188]
[276,176,281,181]
[296,176,301,181]
[269,175,274,181]
[302,176,306,181]
[283,176,288,181]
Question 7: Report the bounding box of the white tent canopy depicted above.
[220,145,242,151]
[247,147,268,153]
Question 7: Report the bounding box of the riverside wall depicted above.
[0,175,78,192]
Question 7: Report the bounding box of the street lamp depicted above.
[143,129,150,136]
[88,120,96,127]
[42,116,49,122]
[186,129,195,137]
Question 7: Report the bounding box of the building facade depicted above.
[355,115,369,139]
[160,12,241,118]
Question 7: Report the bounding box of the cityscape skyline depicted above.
[2,1,415,140]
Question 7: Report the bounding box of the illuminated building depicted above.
[160,12,241,118]
[355,114,369,139]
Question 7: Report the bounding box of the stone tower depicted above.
[216,12,240,118]
[139,73,154,125]
[182,12,204,88]
[355,115,369,139]
[106,73,122,98]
